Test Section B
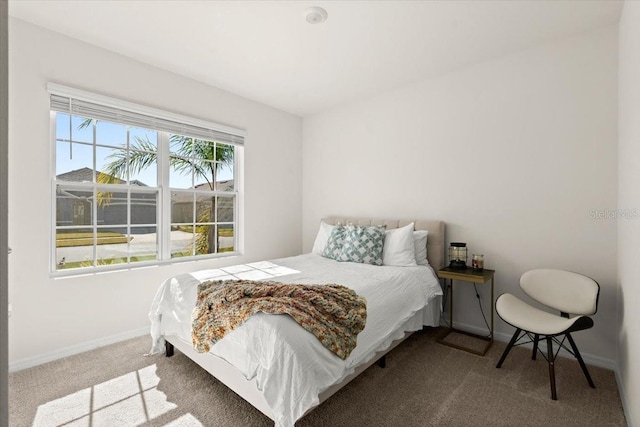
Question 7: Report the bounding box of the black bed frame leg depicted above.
[165,341,174,357]
[377,355,386,368]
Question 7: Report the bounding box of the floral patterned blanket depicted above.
[191,280,367,360]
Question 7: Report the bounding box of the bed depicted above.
[149,217,445,427]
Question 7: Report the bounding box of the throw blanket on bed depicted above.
[191,280,367,359]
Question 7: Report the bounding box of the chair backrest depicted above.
[520,269,599,316]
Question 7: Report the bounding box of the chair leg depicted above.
[566,333,595,388]
[497,328,521,368]
[547,336,557,400]
[532,334,539,360]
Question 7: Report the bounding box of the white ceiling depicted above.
[9,0,623,117]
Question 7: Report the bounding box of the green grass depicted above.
[56,231,131,248]
[171,246,235,258]
[218,229,233,238]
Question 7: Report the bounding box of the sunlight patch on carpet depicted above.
[33,364,178,426]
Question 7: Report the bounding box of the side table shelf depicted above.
[437,267,495,356]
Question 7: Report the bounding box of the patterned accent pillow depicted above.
[338,224,386,265]
[322,224,346,260]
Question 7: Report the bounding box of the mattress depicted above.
[149,253,443,426]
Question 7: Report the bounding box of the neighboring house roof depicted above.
[56,167,94,183]
[56,167,147,186]
[195,180,234,192]
[170,180,235,204]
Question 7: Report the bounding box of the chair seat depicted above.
[496,293,587,336]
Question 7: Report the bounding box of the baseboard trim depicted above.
[614,367,634,427]
[441,320,617,371]
[9,327,149,372]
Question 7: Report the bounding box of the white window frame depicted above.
[49,84,245,277]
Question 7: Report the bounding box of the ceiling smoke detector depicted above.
[304,7,328,24]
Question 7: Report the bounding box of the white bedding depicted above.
[149,253,442,427]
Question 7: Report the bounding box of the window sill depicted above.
[50,251,241,279]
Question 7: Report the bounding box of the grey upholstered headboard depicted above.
[321,217,446,271]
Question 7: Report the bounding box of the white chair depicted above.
[495,269,600,400]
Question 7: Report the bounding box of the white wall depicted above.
[617,1,640,425]
[1,2,9,424]
[7,18,302,368]
[303,26,618,364]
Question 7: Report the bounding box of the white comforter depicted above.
[149,253,442,427]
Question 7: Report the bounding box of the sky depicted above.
[55,113,234,189]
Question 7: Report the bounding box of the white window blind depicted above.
[49,85,245,146]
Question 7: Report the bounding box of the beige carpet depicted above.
[9,327,626,426]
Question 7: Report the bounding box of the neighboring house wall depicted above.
[56,168,157,232]
[617,1,640,426]
[8,18,302,367]
[56,169,232,230]
[303,25,618,364]
[170,181,235,225]
[173,198,234,224]
[56,190,157,233]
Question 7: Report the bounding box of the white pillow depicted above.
[414,230,429,266]
[382,223,417,266]
[312,221,335,255]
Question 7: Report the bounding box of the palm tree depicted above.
[79,119,234,255]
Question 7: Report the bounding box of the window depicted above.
[50,84,244,274]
